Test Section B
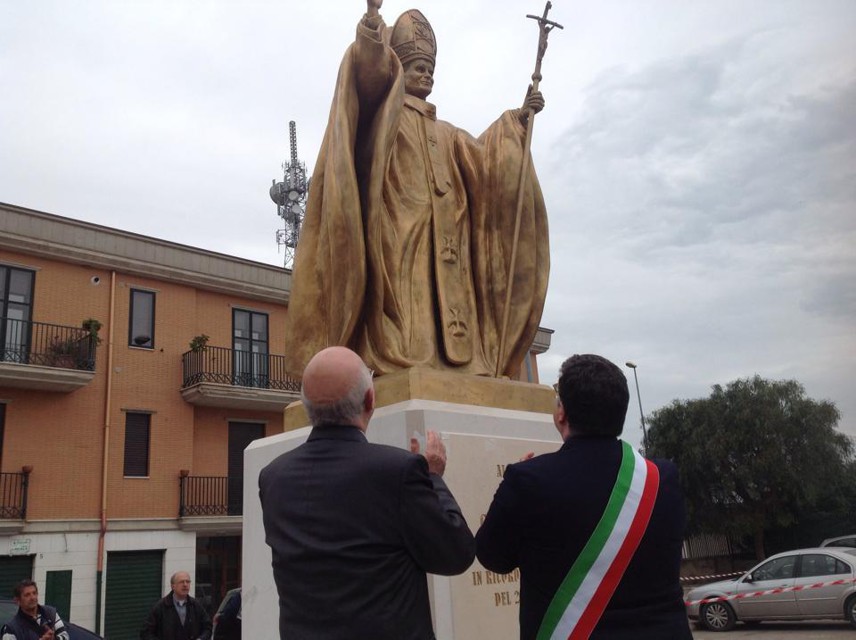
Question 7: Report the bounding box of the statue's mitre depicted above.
[390,9,436,66]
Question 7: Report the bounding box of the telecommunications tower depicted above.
[270,121,309,269]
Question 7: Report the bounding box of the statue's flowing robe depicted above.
[284,15,549,377]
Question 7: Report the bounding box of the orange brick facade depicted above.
[0,250,287,521]
[0,204,299,634]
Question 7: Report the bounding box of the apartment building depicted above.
[0,203,300,637]
[0,202,551,638]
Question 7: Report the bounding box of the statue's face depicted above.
[403,57,434,99]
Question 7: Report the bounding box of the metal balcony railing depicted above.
[179,475,244,517]
[0,471,30,520]
[181,345,301,392]
[1,318,96,371]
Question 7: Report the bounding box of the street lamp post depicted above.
[625,361,648,454]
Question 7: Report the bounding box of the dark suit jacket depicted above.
[258,424,475,640]
[476,436,692,640]
[140,593,212,640]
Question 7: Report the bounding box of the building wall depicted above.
[0,248,288,520]
[107,270,198,519]
[0,251,110,520]
[0,207,292,630]
[1,387,104,520]
[192,407,281,475]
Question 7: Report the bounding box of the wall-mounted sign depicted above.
[10,538,30,555]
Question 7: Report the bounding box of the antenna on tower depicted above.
[270,121,310,269]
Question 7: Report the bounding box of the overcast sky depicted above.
[2,0,854,450]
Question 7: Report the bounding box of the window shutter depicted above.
[124,412,151,476]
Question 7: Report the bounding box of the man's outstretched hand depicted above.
[410,430,447,477]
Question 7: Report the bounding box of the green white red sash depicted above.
[536,441,660,640]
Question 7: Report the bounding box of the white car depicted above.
[821,534,856,548]
[685,547,856,631]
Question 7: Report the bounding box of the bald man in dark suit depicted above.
[259,346,475,640]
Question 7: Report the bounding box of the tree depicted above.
[646,375,854,560]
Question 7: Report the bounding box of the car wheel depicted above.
[846,594,856,629]
[700,601,737,632]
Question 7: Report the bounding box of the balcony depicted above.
[0,470,30,534]
[0,319,97,392]
[180,345,301,412]
[178,473,242,535]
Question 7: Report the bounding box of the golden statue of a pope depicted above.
[284,0,550,377]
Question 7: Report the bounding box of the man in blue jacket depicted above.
[1,579,69,640]
[476,354,692,639]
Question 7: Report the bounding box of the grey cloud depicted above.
[552,37,856,253]
[800,272,856,319]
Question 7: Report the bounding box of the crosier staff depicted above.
[496,1,563,378]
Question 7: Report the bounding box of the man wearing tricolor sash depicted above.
[476,354,692,640]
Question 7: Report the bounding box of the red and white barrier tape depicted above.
[685,577,856,606]
[680,571,744,583]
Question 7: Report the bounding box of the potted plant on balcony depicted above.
[184,335,211,389]
[82,318,103,346]
[189,334,210,353]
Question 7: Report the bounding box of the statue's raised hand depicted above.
[367,0,382,17]
[518,84,545,126]
[522,84,545,115]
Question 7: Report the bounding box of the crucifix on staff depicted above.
[497,1,564,377]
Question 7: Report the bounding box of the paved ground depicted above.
[691,620,852,639]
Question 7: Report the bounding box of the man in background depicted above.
[1,579,69,640]
[141,571,211,640]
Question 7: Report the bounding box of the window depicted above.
[124,412,151,476]
[799,554,851,578]
[0,266,35,363]
[233,309,269,387]
[824,536,856,548]
[752,555,795,581]
[129,289,155,348]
